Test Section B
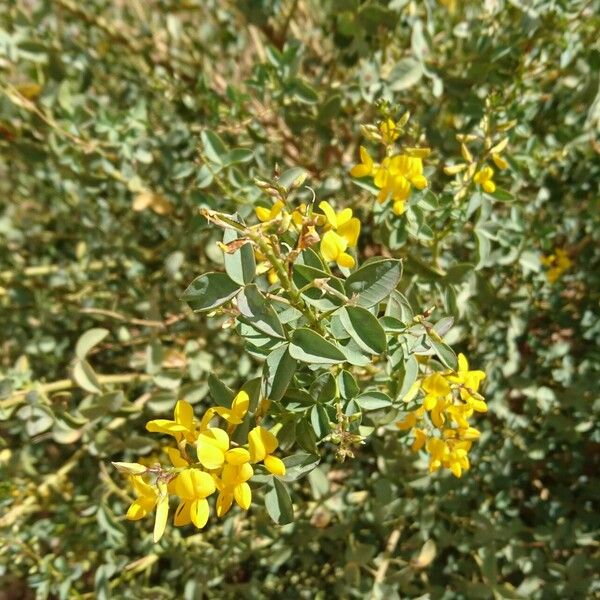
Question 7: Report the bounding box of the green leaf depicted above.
[318,94,342,122]
[491,187,514,202]
[295,418,319,453]
[201,129,227,164]
[345,259,402,308]
[75,328,109,360]
[223,147,254,166]
[297,247,325,270]
[223,226,255,285]
[311,372,337,404]
[291,78,319,104]
[385,290,414,322]
[355,391,393,411]
[196,164,214,188]
[279,167,308,190]
[339,338,371,367]
[280,452,320,482]
[290,328,346,364]
[396,355,419,400]
[338,370,359,399]
[338,306,387,354]
[208,374,234,407]
[310,404,331,438]
[265,478,294,525]
[237,285,285,339]
[261,345,297,401]
[431,340,458,370]
[72,359,102,394]
[475,229,491,270]
[388,58,423,91]
[181,272,240,312]
[292,264,346,311]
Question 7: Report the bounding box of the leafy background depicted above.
[1,0,599,598]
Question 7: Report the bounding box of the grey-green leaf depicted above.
[265,478,294,525]
[339,306,387,354]
[355,391,393,411]
[289,328,346,364]
[431,340,458,370]
[201,129,227,164]
[223,226,255,285]
[181,272,240,312]
[237,285,285,339]
[345,259,402,308]
[75,328,109,360]
[72,359,102,394]
[262,345,297,401]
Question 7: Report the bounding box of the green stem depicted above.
[249,232,325,335]
[1,373,152,410]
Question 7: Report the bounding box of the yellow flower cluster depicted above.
[541,248,572,284]
[318,200,360,268]
[253,195,361,271]
[351,119,429,215]
[255,200,307,229]
[444,135,509,194]
[397,354,487,477]
[114,391,286,542]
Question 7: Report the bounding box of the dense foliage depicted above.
[1,0,599,598]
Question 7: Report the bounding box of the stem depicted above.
[249,231,325,334]
[1,373,152,410]
[370,527,402,598]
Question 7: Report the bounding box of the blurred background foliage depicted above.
[1,0,599,598]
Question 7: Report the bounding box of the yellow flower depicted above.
[373,154,427,214]
[421,373,451,411]
[318,201,360,268]
[473,166,496,193]
[291,202,308,226]
[447,353,487,411]
[350,146,374,178]
[248,426,286,476]
[396,411,417,431]
[172,468,216,529]
[396,354,487,478]
[146,400,197,444]
[199,389,251,432]
[445,440,470,477]
[426,437,448,472]
[321,231,356,268]
[379,118,399,145]
[126,477,169,543]
[492,153,508,170]
[256,200,285,223]
[196,427,230,469]
[541,248,572,284]
[411,428,427,452]
[212,390,250,425]
[215,461,254,516]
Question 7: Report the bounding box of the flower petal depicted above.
[248,426,278,462]
[197,442,226,470]
[216,490,233,517]
[264,454,286,476]
[225,447,251,465]
[173,500,192,526]
[153,492,169,542]
[234,482,252,510]
[318,201,338,228]
[190,498,210,529]
[337,217,360,248]
[126,498,154,521]
[174,400,194,429]
[337,252,355,269]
